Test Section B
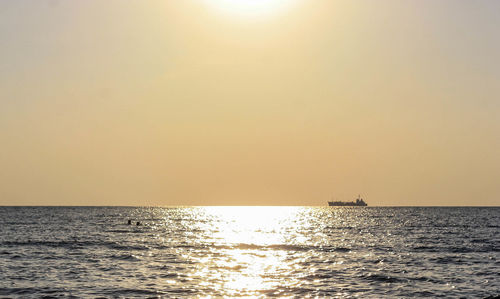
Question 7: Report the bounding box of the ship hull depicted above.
[328,195,368,206]
[328,202,367,207]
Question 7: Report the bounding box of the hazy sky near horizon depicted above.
[1,0,499,206]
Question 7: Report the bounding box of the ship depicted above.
[328,195,367,206]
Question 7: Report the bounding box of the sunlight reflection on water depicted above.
[0,206,499,297]
[189,207,304,296]
[205,206,300,244]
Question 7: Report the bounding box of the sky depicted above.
[0,0,499,206]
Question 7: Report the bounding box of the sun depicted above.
[203,0,297,19]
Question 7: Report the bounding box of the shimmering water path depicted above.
[0,207,499,297]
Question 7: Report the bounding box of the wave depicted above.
[362,273,405,283]
[0,240,151,251]
[0,287,70,296]
[98,288,169,297]
[412,245,499,253]
[108,253,142,261]
[183,243,352,253]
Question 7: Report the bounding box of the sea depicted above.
[0,206,498,298]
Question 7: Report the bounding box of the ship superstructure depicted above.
[328,195,367,206]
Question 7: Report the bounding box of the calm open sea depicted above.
[0,206,498,298]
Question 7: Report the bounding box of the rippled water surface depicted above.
[0,207,499,298]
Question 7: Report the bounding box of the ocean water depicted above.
[0,207,498,298]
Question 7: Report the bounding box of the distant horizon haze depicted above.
[0,0,499,206]
[1,204,499,207]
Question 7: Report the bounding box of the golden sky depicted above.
[0,0,499,206]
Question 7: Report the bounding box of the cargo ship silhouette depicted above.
[328,195,367,206]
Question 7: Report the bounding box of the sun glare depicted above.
[190,206,304,296]
[203,0,297,19]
